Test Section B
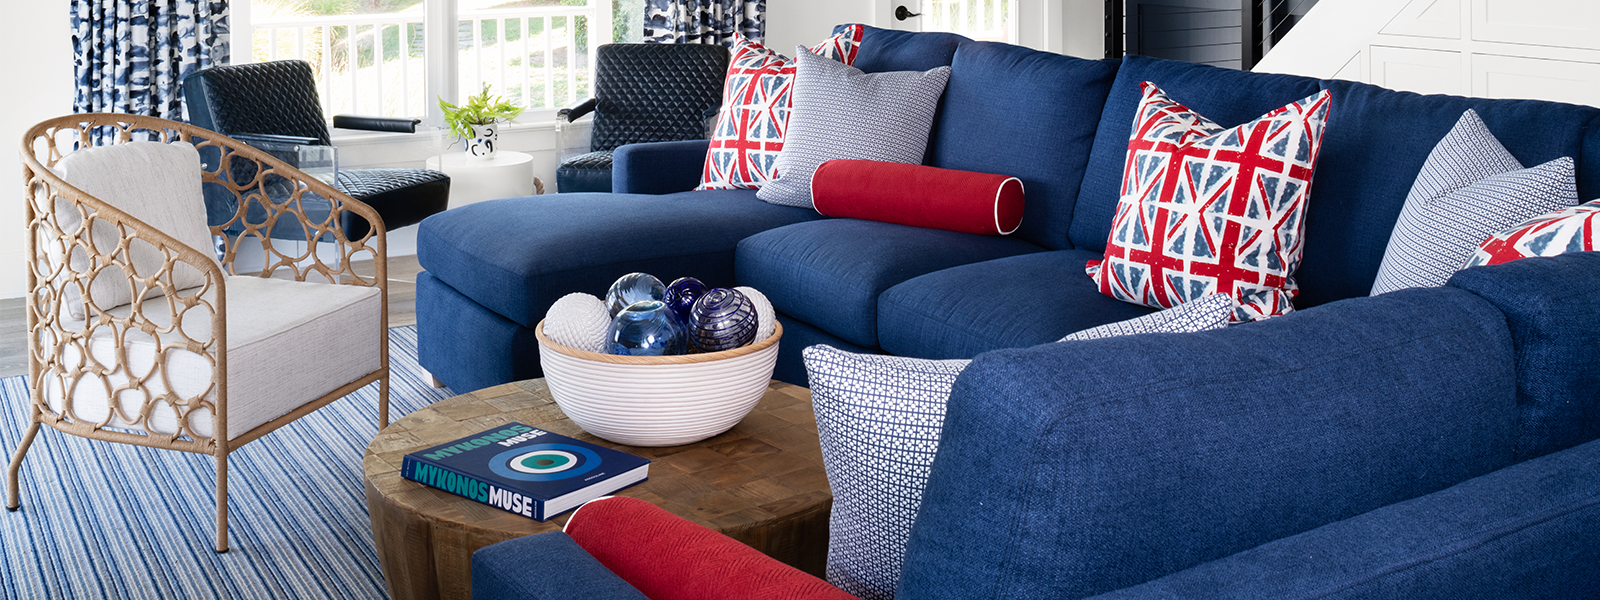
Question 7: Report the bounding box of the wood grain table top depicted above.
[363,377,831,544]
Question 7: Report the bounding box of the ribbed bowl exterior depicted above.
[535,321,782,447]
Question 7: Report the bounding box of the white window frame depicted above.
[231,0,613,132]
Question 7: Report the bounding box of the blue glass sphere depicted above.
[605,272,666,317]
[608,300,689,356]
[663,277,709,322]
[688,288,757,352]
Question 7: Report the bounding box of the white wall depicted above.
[766,0,877,55]
[1255,0,1600,107]
[1,0,74,300]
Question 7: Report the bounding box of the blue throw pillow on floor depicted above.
[1370,109,1577,295]
[803,293,1232,600]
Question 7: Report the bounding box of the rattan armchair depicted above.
[6,114,390,552]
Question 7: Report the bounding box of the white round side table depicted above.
[425,151,544,208]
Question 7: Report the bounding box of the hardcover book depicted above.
[401,422,650,521]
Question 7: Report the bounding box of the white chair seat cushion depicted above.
[46,276,381,440]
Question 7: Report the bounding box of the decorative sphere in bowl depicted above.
[663,277,709,322]
[608,300,689,356]
[688,288,757,352]
[605,272,666,317]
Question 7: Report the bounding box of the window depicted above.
[241,0,646,122]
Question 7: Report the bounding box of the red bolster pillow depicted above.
[565,496,859,600]
[810,159,1025,235]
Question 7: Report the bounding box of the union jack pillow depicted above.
[1466,199,1600,268]
[696,25,864,191]
[1087,83,1334,322]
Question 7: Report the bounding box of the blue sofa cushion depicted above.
[417,189,823,328]
[834,24,967,74]
[1071,55,1322,253]
[1295,80,1600,308]
[612,140,709,195]
[736,219,1044,348]
[1087,436,1600,600]
[897,286,1517,600]
[877,250,1157,359]
[1447,251,1600,461]
[928,42,1118,250]
[472,531,649,600]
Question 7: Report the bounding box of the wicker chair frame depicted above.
[6,114,391,552]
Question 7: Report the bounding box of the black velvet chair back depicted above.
[184,60,333,146]
[588,44,731,153]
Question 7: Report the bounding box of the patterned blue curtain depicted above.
[72,0,229,120]
[644,0,764,46]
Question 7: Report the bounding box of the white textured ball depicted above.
[734,286,776,343]
[545,293,612,353]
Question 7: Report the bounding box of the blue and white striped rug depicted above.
[0,326,459,599]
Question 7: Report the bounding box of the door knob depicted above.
[895,5,922,20]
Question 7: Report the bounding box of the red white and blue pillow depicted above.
[803,293,1233,600]
[696,25,864,191]
[1087,83,1333,322]
[1467,199,1600,268]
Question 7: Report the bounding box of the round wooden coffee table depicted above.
[363,378,830,600]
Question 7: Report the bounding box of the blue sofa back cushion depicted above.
[896,285,1517,600]
[1086,437,1600,600]
[1293,80,1600,308]
[1447,251,1600,462]
[928,42,1118,250]
[833,24,968,73]
[1580,119,1600,202]
[1070,55,1322,253]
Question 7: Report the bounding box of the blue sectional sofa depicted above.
[428,24,1600,600]
[471,251,1600,599]
[415,25,1600,392]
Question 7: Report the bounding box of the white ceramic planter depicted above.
[465,122,499,160]
[534,320,783,447]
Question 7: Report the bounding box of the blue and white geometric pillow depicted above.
[1369,109,1578,295]
[803,293,1232,600]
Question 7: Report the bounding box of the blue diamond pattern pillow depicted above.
[1369,109,1578,295]
[755,46,951,208]
[803,293,1232,600]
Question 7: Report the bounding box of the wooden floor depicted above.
[0,255,424,380]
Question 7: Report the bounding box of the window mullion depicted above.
[425,0,460,127]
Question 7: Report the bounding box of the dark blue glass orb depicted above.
[605,272,666,317]
[663,277,709,322]
[608,300,689,356]
[688,288,757,352]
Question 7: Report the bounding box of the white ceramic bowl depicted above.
[534,319,783,447]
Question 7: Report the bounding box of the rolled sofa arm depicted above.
[1085,436,1600,599]
[472,531,648,600]
[561,497,858,600]
[612,140,710,195]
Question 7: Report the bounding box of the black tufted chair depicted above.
[556,43,730,193]
[182,60,450,240]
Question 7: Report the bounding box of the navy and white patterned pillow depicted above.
[755,46,951,208]
[804,293,1232,600]
[1370,109,1578,295]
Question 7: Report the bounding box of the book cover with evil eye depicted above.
[400,423,650,521]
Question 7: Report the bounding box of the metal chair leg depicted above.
[378,375,391,429]
[215,452,229,553]
[6,421,41,511]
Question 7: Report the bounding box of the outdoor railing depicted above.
[250,4,598,119]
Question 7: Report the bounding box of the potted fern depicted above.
[439,84,525,160]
